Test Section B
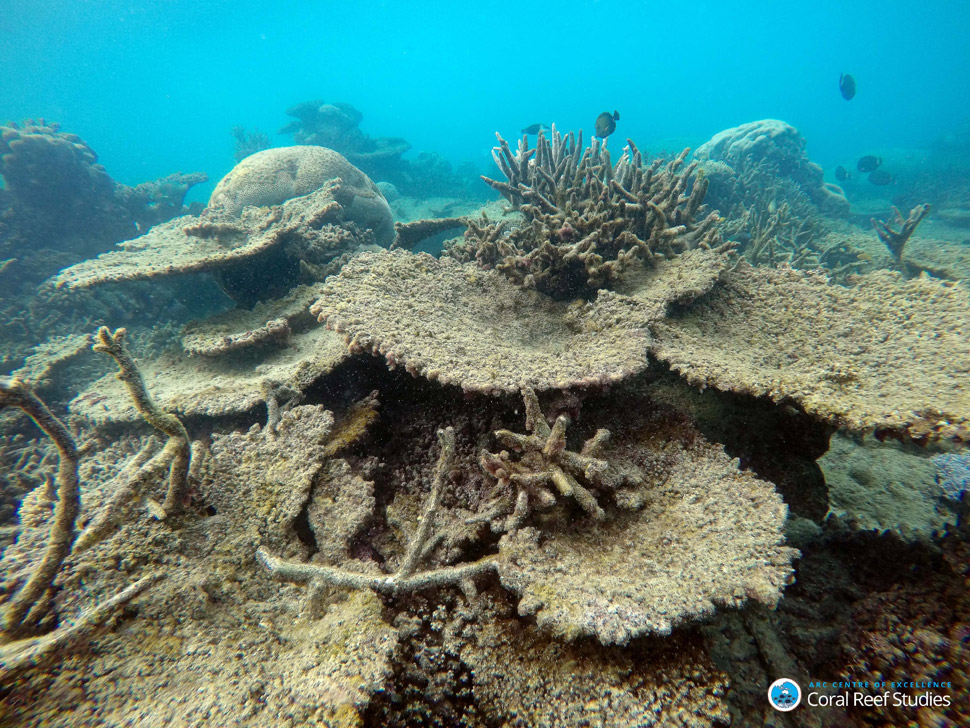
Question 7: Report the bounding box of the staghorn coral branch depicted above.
[871,203,930,265]
[0,573,161,679]
[93,327,190,518]
[259,427,497,596]
[0,377,80,636]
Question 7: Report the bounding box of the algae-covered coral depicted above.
[2,117,969,728]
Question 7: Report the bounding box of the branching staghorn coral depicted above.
[258,426,497,598]
[0,377,160,679]
[0,377,80,636]
[92,326,190,519]
[449,126,728,299]
[474,387,644,532]
[872,203,931,271]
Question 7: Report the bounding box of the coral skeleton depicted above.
[475,387,644,531]
[872,203,931,267]
[451,125,728,299]
[0,377,159,678]
[0,377,80,635]
[258,426,497,597]
[92,326,191,518]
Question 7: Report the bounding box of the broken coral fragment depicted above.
[496,433,797,645]
[311,249,654,394]
[477,387,644,531]
[651,263,970,442]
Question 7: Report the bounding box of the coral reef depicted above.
[651,263,970,442]
[449,127,727,299]
[70,321,348,424]
[695,119,848,218]
[695,120,862,277]
[54,155,388,306]
[0,120,206,270]
[208,146,393,246]
[5,115,970,726]
[495,405,796,645]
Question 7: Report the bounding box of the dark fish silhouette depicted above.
[857,155,882,173]
[835,165,851,182]
[868,170,895,186]
[839,73,856,100]
[595,110,620,139]
[521,123,549,135]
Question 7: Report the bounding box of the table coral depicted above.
[651,263,970,442]
[311,249,654,393]
[496,427,797,645]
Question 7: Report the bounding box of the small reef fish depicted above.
[835,165,851,182]
[839,73,856,100]
[521,123,550,135]
[868,170,895,186]
[857,155,882,173]
[595,110,620,139]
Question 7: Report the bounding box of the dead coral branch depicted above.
[93,327,190,518]
[474,387,644,532]
[0,377,80,636]
[258,426,497,597]
[872,203,930,267]
[455,126,728,299]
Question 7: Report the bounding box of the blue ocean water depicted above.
[3,0,969,200]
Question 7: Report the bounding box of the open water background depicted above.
[1,0,969,201]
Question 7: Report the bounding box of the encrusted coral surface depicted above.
[1,406,398,727]
[652,263,970,441]
[311,249,654,393]
[456,595,730,728]
[208,145,393,245]
[180,283,323,357]
[51,183,370,297]
[311,248,733,394]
